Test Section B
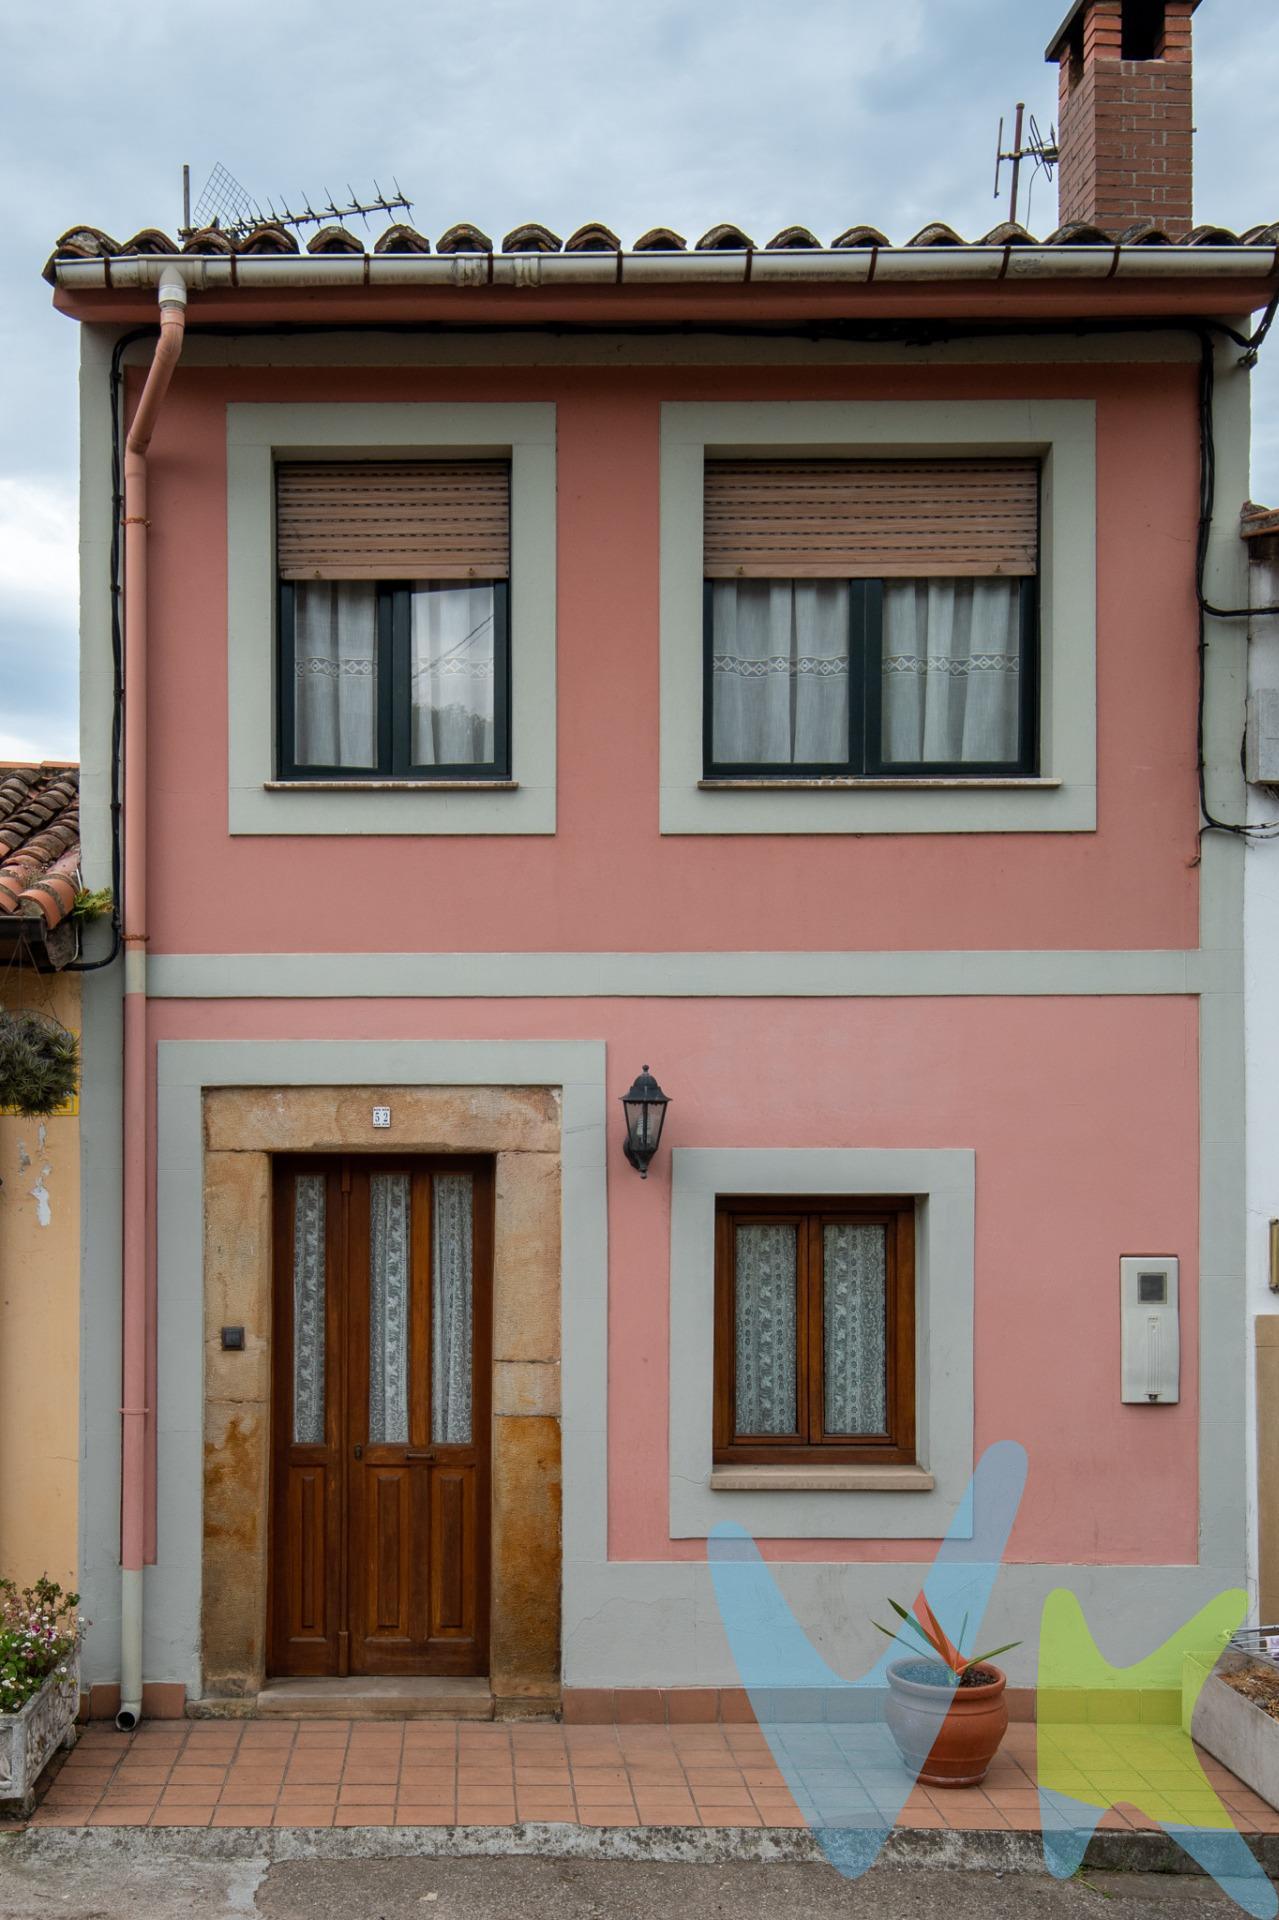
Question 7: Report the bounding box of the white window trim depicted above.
[659,400,1097,834]
[669,1147,975,1539]
[226,403,557,835]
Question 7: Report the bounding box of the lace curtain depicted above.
[369,1172,411,1444]
[711,581,850,764]
[431,1174,474,1445]
[734,1223,798,1435]
[881,577,1022,764]
[292,1174,326,1446]
[292,581,378,768]
[411,584,496,766]
[823,1224,888,1435]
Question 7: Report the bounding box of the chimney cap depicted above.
[1046,0,1201,64]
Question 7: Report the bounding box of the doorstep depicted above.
[252,1677,494,1720]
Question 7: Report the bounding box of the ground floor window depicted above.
[713,1194,916,1466]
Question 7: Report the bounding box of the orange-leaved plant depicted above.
[872,1593,1019,1678]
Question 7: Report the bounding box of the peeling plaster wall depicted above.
[0,969,80,1589]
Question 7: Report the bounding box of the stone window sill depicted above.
[264,780,520,793]
[697,778,1062,792]
[708,1464,936,1493]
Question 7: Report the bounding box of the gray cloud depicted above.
[2,0,1274,759]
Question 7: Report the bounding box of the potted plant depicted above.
[873,1594,1019,1787]
[0,1577,85,1816]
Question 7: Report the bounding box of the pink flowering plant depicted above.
[0,1577,85,1717]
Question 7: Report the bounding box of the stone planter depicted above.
[1186,1646,1279,1813]
[0,1659,80,1817]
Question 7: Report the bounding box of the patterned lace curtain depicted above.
[369,1173,411,1444]
[292,1174,326,1446]
[734,1223,798,1435]
[292,581,378,768]
[431,1173,474,1445]
[411,584,496,766]
[881,577,1022,764]
[824,1223,888,1434]
[711,581,850,764]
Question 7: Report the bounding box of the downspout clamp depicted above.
[117,263,186,1732]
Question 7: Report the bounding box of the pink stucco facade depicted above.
[127,346,1206,1582]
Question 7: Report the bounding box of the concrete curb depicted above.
[3,1822,1278,1878]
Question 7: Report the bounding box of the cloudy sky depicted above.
[3,0,1275,762]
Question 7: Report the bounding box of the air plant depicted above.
[872,1593,1020,1680]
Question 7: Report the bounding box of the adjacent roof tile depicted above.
[696,224,754,250]
[436,222,492,254]
[237,223,299,255]
[119,228,179,256]
[565,222,620,252]
[307,225,363,254]
[766,226,820,250]
[632,227,686,251]
[906,222,965,248]
[0,766,81,932]
[502,223,561,253]
[373,224,431,254]
[831,225,889,249]
[180,226,235,255]
[980,222,1036,247]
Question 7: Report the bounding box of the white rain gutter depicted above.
[52,245,1279,294]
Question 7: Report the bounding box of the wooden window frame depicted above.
[702,575,1039,781]
[277,579,512,782]
[713,1194,916,1468]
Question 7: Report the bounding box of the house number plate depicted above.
[372,1106,391,1129]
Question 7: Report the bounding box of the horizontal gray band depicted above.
[143,948,1240,1001]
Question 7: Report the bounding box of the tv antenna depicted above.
[179,162,412,240]
[993,104,1059,229]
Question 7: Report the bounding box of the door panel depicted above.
[269,1156,491,1678]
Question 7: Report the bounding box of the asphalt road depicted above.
[0,1855,1260,1918]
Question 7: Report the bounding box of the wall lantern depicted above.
[620,1065,670,1178]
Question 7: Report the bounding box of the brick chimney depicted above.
[1046,0,1199,235]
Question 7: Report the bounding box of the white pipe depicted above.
[50,245,1279,294]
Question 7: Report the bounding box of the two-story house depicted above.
[44,0,1279,1728]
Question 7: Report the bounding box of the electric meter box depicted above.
[1120,1256,1180,1404]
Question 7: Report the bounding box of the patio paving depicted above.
[22,1717,1279,1838]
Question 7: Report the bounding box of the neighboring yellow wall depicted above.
[0,969,79,1592]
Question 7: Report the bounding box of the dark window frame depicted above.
[713,1194,917,1468]
[702,574,1039,781]
[277,579,512,782]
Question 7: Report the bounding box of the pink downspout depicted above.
[118,265,186,1731]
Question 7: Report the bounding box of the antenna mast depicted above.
[993,105,1059,228]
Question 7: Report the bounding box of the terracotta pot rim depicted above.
[886,1658,1007,1703]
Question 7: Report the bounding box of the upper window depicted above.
[703,458,1039,779]
[276,460,511,781]
[714,1195,916,1467]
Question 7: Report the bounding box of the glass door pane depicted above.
[734,1222,798,1435]
[823,1222,888,1434]
[369,1172,412,1444]
[432,1173,474,1445]
[292,1173,327,1446]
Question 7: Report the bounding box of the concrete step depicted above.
[254,1675,494,1719]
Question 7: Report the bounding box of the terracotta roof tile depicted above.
[0,765,81,931]
[373,224,431,254]
[1242,501,1279,541]
[41,213,1279,284]
[436,222,492,254]
[502,223,561,253]
[696,223,755,250]
[565,223,620,252]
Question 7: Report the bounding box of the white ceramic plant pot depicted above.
[0,1658,80,1815]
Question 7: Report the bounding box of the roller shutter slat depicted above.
[704,458,1039,578]
[277,461,510,579]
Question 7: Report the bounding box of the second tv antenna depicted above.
[181,163,412,240]
[993,104,1059,229]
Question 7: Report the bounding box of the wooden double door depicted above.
[269,1156,492,1677]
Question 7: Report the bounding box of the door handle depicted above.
[353,1444,363,1460]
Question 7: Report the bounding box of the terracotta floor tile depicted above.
[96,1787,161,1808]
[210,1804,278,1826]
[570,1767,630,1786]
[518,1797,580,1821]
[338,1786,397,1807]
[340,1765,401,1786]
[396,1808,456,1826]
[157,1785,222,1808]
[699,1809,764,1827]
[272,1806,335,1827]
[632,1797,699,1823]
[456,1802,516,1824]
[1003,1808,1049,1832]
[276,1785,338,1807]
[684,1769,746,1786]
[458,1783,522,1805]
[28,1807,89,1826]
[335,1807,395,1826]
[579,1808,642,1826]
[88,1806,153,1826]
[985,1788,1041,1808]
[150,1808,215,1827]
[897,1809,946,1829]
[939,1804,1011,1829]
[167,1765,228,1788]
[285,1759,345,1785]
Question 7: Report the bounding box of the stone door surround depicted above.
[201,1084,562,1716]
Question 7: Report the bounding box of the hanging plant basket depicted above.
[0,1010,80,1116]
